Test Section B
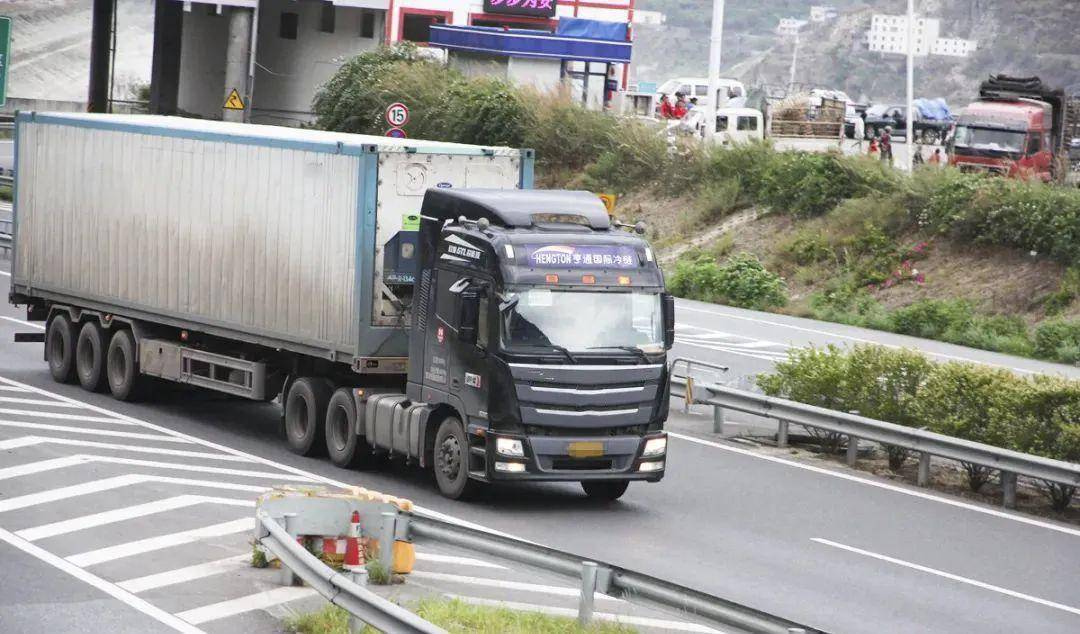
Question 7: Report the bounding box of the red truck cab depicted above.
[950,99,1054,181]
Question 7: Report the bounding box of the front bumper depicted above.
[476,431,667,483]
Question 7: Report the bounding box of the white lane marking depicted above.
[676,304,1043,374]
[415,551,507,570]
[0,396,81,408]
[0,474,267,513]
[443,595,724,633]
[0,385,31,392]
[668,432,1080,539]
[0,375,515,539]
[0,453,313,482]
[0,315,44,330]
[118,554,251,593]
[0,407,135,424]
[17,495,255,541]
[411,569,622,601]
[674,338,781,363]
[0,419,193,442]
[812,538,1080,617]
[0,435,255,462]
[0,526,204,634]
[175,586,319,625]
[0,270,10,277]
[67,517,253,567]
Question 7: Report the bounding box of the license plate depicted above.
[567,441,604,458]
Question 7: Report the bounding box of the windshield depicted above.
[501,289,663,353]
[954,125,1026,152]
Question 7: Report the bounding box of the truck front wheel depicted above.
[581,480,629,501]
[76,321,108,392]
[46,314,77,384]
[284,377,331,457]
[433,416,477,500]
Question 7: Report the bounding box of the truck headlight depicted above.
[495,461,526,473]
[638,460,665,472]
[642,436,667,457]
[496,437,524,457]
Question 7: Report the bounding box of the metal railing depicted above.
[255,510,446,634]
[669,357,728,416]
[673,375,1080,509]
[404,513,816,634]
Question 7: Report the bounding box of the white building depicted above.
[810,6,838,23]
[867,14,939,56]
[777,18,808,37]
[932,37,977,57]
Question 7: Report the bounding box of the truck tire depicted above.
[75,321,108,392]
[433,416,477,500]
[106,329,143,401]
[581,480,629,501]
[284,377,331,457]
[46,314,77,384]
[325,387,378,468]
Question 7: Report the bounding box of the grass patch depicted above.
[285,601,637,634]
[251,544,268,568]
[365,558,391,585]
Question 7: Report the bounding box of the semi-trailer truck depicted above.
[8,113,673,500]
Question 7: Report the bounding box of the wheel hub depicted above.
[438,436,461,477]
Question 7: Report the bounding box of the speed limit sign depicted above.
[385,102,410,128]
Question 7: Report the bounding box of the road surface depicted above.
[2,263,1078,633]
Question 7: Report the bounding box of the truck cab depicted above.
[950,99,1054,180]
[403,189,673,499]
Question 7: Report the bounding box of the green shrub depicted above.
[668,252,787,309]
[522,90,619,176]
[1034,319,1080,363]
[583,120,672,193]
[443,77,532,147]
[780,230,832,266]
[888,299,974,340]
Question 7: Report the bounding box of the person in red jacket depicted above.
[672,92,688,119]
[659,93,675,119]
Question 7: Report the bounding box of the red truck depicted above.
[950,75,1080,183]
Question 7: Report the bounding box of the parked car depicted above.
[864,104,952,143]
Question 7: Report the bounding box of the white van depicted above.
[655,77,747,111]
[669,107,764,145]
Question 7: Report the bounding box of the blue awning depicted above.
[555,17,628,42]
[429,24,632,64]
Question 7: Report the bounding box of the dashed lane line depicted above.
[0,435,256,462]
[0,474,267,513]
[0,454,317,482]
[174,586,319,625]
[117,554,251,593]
[67,517,254,567]
[17,496,256,541]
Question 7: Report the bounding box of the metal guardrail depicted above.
[404,513,816,634]
[675,376,1080,509]
[255,510,446,634]
[669,357,728,416]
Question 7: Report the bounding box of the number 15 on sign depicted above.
[386,102,409,128]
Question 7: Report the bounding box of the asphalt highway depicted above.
[2,265,1078,633]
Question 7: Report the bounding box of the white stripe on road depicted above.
[668,432,1080,539]
[17,495,255,541]
[0,396,81,408]
[812,538,1080,617]
[0,385,31,392]
[117,554,251,593]
[0,315,44,330]
[0,526,203,634]
[415,551,507,570]
[0,454,313,482]
[0,419,193,442]
[411,569,622,601]
[175,586,319,624]
[442,595,723,633]
[674,338,784,363]
[67,517,253,567]
[0,474,267,513]
[0,407,135,424]
[0,435,255,461]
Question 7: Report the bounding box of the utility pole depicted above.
[88,0,114,113]
[788,32,800,93]
[223,6,254,123]
[905,0,915,171]
[705,0,726,138]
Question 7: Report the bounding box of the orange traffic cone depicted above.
[344,511,364,572]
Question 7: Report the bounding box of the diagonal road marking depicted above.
[174,586,319,625]
[0,454,314,482]
[67,517,254,567]
[0,474,267,513]
[0,435,255,461]
[0,419,194,442]
[117,554,251,593]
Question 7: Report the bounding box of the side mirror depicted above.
[662,293,675,349]
[458,289,481,345]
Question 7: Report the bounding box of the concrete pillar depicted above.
[1001,471,1017,509]
[88,0,115,113]
[917,452,931,487]
[223,7,254,123]
[150,0,183,115]
[846,436,859,466]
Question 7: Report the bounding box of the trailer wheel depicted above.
[284,378,331,457]
[106,329,143,401]
[46,314,77,384]
[433,416,477,500]
[325,388,377,468]
[581,480,629,501]
[75,321,108,392]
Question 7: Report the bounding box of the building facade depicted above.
[931,37,977,57]
[809,6,838,23]
[776,18,808,37]
[867,13,939,56]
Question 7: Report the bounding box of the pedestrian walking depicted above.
[880,126,894,164]
[868,137,879,158]
[928,148,943,165]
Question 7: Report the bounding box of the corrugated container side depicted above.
[15,118,361,354]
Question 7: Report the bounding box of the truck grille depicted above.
[525,424,647,437]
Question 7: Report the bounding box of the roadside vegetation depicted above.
[314,45,1080,365]
[758,345,1080,509]
[285,600,636,634]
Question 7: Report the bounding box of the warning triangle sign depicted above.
[224,88,245,110]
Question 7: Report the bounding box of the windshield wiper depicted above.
[586,346,651,362]
[549,344,578,364]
